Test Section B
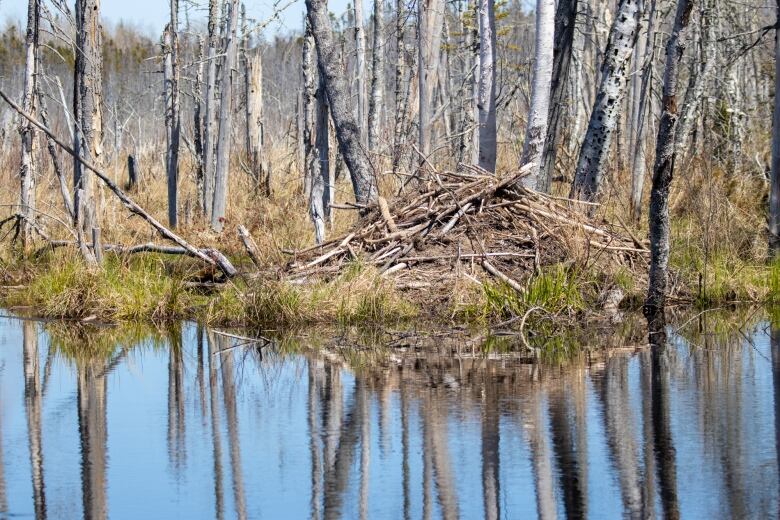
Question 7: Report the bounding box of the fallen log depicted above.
[0,87,237,278]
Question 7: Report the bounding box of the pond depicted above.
[0,312,777,519]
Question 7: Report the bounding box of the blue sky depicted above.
[0,0,351,37]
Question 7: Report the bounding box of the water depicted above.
[0,313,778,519]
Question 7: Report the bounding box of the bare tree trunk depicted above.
[519,0,555,188]
[630,0,657,221]
[202,0,219,218]
[645,0,694,315]
[194,36,205,211]
[73,0,104,240]
[245,47,267,195]
[355,0,368,144]
[537,0,578,193]
[476,0,496,172]
[20,0,39,246]
[770,0,780,255]
[457,0,478,166]
[164,0,181,228]
[303,18,317,201]
[368,0,384,153]
[418,0,444,164]
[570,0,640,202]
[211,0,240,232]
[306,0,378,206]
[310,76,330,244]
[392,0,413,175]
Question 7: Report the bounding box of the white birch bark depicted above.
[770,0,780,255]
[20,0,39,245]
[211,0,240,232]
[570,0,640,202]
[519,0,555,188]
[245,48,267,194]
[355,0,367,143]
[368,0,384,153]
[476,0,496,172]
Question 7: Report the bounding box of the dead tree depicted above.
[476,0,496,172]
[202,0,219,218]
[355,0,367,144]
[212,0,240,232]
[537,0,578,193]
[73,0,104,242]
[771,0,780,255]
[419,0,444,165]
[645,0,695,316]
[163,0,181,228]
[194,36,205,208]
[392,0,415,175]
[305,0,378,206]
[311,75,330,244]
[303,18,317,200]
[519,0,555,188]
[368,0,384,153]
[245,47,268,195]
[570,0,640,202]
[20,0,40,245]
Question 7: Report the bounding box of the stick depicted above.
[0,87,237,278]
[238,225,262,267]
[481,260,525,294]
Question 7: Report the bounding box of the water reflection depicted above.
[0,315,778,518]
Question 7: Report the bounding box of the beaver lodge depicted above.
[282,165,649,301]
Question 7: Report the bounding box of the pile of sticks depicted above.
[285,164,648,290]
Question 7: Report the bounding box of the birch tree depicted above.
[163,0,181,228]
[202,0,219,218]
[537,0,578,193]
[476,0,496,172]
[367,0,384,153]
[73,0,104,240]
[418,0,444,162]
[19,0,39,245]
[645,0,695,316]
[519,0,555,188]
[211,0,240,232]
[355,0,367,144]
[306,0,378,206]
[570,0,640,202]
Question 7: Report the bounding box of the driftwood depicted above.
[284,162,647,291]
[237,225,262,267]
[0,87,237,278]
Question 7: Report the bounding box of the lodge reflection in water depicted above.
[0,317,779,518]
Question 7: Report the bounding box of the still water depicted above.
[0,313,778,519]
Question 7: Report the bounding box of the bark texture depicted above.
[771,0,780,254]
[570,0,640,202]
[163,1,181,228]
[476,0,496,172]
[645,0,695,314]
[519,0,555,188]
[368,0,384,153]
[202,0,219,218]
[306,0,378,205]
[20,0,39,245]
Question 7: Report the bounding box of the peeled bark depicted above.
[19,0,39,245]
[367,0,384,153]
[310,76,330,244]
[73,0,104,237]
[570,0,640,202]
[771,0,780,255]
[519,0,555,188]
[537,0,578,193]
[202,0,219,218]
[211,0,240,232]
[163,2,181,229]
[476,0,497,172]
[306,0,378,205]
[645,0,695,314]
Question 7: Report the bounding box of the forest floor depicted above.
[0,152,777,345]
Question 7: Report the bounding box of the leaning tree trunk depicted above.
[570,0,640,202]
[19,0,39,246]
[73,0,104,243]
[770,0,780,255]
[519,0,556,189]
[645,0,695,316]
[367,0,384,153]
[163,0,181,229]
[202,0,219,218]
[476,0,497,173]
[305,0,378,206]
[537,0,578,193]
[211,0,240,232]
